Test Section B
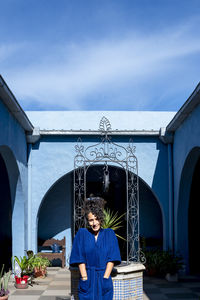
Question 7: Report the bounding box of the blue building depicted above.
[0,74,200,274]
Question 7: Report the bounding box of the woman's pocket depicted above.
[102,277,113,295]
[78,278,90,294]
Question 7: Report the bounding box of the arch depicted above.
[37,170,73,265]
[85,164,164,256]
[139,176,164,250]
[177,147,200,273]
[0,145,19,207]
[0,145,24,268]
[36,165,163,265]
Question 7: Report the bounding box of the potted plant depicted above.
[13,254,34,288]
[163,251,183,282]
[0,265,11,299]
[32,255,51,278]
[144,249,183,280]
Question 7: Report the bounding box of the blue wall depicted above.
[173,103,200,272]
[29,134,170,262]
[0,96,174,266]
[0,99,28,261]
[37,172,73,265]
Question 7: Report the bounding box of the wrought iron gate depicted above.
[74,117,140,263]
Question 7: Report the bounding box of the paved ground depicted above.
[8,267,71,300]
[7,267,200,300]
[143,275,200,300]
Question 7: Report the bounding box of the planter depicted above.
[145,267,157,276]
[34,267,47,278]
[15,275,29,284]
[15,283,28,289]
[0,295,9,300]
[165,273,178,282]
[15,275,29,289]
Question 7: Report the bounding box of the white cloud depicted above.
[1,19,200,110]
[0,43,25,63]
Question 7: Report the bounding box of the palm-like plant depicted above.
[13,255,33,276]
[102,208,126,241]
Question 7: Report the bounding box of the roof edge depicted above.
[0,75,33,132]
[166,81,200,132]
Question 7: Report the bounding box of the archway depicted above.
[188,155,200,274]
[37,171,73,265]
[36,164,163,265]
[0,152,12,269]
[178,147,200,274]
[85,165,163,260]
[0,145,24,262]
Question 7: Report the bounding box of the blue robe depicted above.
[70,228,121,300]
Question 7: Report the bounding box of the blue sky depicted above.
[1,0,200,111]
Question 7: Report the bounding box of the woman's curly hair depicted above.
[83,196,106,225]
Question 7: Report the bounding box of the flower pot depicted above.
[15,282,28,289]
[34,267,47,278]
[146,267,157,276]
[15,275,29,288]
[165,273,178,282]
[15,275,29,284]
[0,295,9,300]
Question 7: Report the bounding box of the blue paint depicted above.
[173,103,200,272]
[2,83,200,274]
[0,99,28,262]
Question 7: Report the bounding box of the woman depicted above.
[70,197,121,300]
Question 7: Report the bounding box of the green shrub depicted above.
[144,249,183,276]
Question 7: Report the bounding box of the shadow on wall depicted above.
[139,179,163,250]
[151,139,169,249]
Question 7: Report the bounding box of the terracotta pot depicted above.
[0,295,9,300]
[34,267,47,278]
[146,267,157,276]
[165,273,178,282]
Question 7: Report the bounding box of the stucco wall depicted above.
[0,99,28,259]
[173,103,200,270]
[29,134,170,262]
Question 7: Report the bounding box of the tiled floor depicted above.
[143,275,200,300]
[8,267,71,300]
[7,267,200,300]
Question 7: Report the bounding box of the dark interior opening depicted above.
[189,156,200,275]
[0,154,12,270]
[86,165,127,261]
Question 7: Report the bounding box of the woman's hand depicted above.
[81,276,88,281]
[78,263,87,280]
[103,262,114,278]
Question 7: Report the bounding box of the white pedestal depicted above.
[113,263,145,300]
[70,263,145,300]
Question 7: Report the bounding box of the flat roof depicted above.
[26,111,176,132]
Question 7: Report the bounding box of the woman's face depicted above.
[87,212,101,233]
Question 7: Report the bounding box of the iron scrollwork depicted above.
[74,117,141,263]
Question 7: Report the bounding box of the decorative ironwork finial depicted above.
[99,116,112,132]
